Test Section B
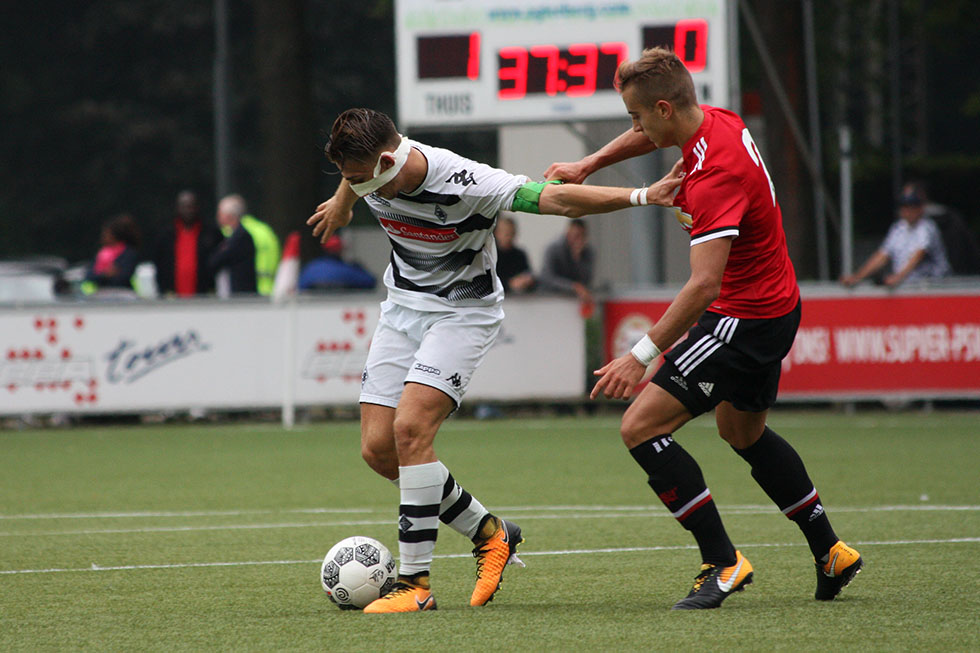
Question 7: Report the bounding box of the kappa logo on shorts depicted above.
[698,382,714,397]
[446,372,462,388]
[670,375,689,391]
[414,363,441,375]
[361,368,368,387]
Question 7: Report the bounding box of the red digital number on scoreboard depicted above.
[416,32,481,80]
[497,41,628,100]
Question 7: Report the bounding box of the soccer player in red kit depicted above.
[546,47,862,610]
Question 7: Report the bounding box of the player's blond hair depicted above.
[616,47,698,109]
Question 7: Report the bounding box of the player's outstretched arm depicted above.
[543,129,657,183]
[307,179,357,244]
[533,158,683,218]
[591,236,730,400]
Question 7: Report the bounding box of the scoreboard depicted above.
[395,0,733,128]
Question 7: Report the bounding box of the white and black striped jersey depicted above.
[365,140,527,311]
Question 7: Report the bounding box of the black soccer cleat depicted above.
[815,540,863,600]
[671,550,754,610]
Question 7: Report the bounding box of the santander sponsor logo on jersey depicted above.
[379,217,459,243]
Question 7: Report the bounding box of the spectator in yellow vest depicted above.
[241,213,280,296]
[214,194,281,295]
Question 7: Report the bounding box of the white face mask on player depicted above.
[349,136,411,197]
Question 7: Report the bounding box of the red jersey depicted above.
[672,105,800,319]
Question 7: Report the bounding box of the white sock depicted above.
[436,461,489,540]
[393,465,489,540]
[397,462,447,577]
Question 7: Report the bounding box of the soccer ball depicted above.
[320,536,396,610]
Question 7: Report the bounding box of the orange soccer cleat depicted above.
[362,580,437,614]
[470,518,525,607]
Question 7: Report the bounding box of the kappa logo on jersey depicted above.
[378,217,459,242]
[446,372,462,388]
[434,205,448,223]
[698,381,714,397]
[372,194,391,207]
[445,169,477,186]
[692,137,708,172]
[670,375,688,391]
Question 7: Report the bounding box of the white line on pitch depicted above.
[2,537,978,576]
[2,504,979,537]
[0,508,375,520]
[3,503,978,522]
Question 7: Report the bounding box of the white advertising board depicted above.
[0,297,584,415]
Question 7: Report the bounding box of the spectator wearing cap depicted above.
[841,185,951,288]
[905,180,980,276]
[298,231,376,291]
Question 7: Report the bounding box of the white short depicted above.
[359,300,503,408]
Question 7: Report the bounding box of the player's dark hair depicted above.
[326,108,400,168]
[616,47,697,109]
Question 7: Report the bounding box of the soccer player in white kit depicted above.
[308,108,684,613]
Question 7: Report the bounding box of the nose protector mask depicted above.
[349,136,412,197]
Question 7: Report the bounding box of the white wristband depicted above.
[630,334,661,366]
[629,188,649,206]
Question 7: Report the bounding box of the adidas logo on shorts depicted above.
[698,382,714,397]
[670,375,688,391]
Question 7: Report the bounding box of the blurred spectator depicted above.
[538,219,594,304]
[151,190,222,297]
[298,232,376,291]
[906,181,980,275]
[83,213,141,293]
[842,185,951,288]
[238,209,280,296]
[210,194,258,297]
[494,215,536,295]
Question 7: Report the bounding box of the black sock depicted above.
[733,426,838,559]
[630,435,737,567]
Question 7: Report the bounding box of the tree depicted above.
[252,0,318,260]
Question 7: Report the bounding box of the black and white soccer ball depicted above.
[320,536,396,610]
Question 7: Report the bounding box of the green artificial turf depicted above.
[2,411,978,651]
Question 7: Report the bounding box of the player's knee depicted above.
[360,441,396,478]
[717,428,761,449]
[391,415,433,458]
[717,429,737,447]
[621,411,656,448]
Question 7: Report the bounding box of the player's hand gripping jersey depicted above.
[672,106,800,319]
[364,140,526,311]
